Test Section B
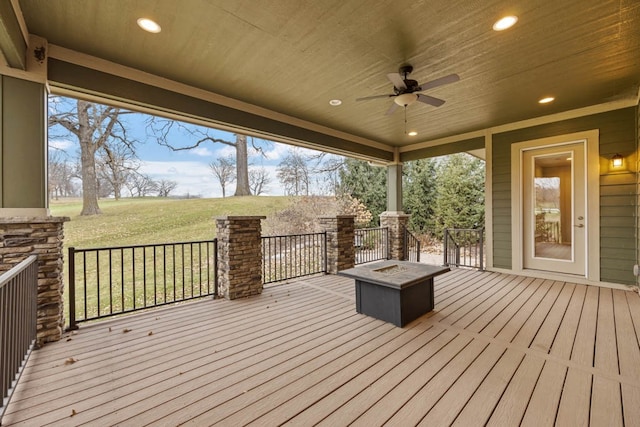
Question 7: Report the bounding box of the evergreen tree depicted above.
[337,159,386,226]
[433,153,485,236]
[403,158,438,234]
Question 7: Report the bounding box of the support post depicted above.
[387,163,403,212]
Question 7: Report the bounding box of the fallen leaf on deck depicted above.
[66,338,72,342]
[65,357,78,365]
[148,331,153,336]
[71,409,77,417]
[122,328,132,333]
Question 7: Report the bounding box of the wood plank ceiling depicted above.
[14,0,640,154]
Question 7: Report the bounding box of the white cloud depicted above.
[139,160,216,196]
[191,146,214,157]
[139,160,286,197]
[48,139,75,151]
[215,145,236,159]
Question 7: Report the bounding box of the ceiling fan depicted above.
[356,65,460,115]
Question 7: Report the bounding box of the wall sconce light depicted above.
[611,153,624,168]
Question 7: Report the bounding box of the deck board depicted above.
[3,269,640,426]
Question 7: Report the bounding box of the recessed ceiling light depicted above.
[539,96,555,104]
[493,16,518,31]
[137,18,161,33]
[407,131,418,136]
[329,99,342,106]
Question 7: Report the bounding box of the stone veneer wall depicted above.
[319,215,355,274]
[0,217,69,345]
[216,216,265,299]
[380,211,410,260]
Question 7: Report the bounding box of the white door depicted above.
[522,142,586,275]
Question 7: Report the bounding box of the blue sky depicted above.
[49,98,338,197]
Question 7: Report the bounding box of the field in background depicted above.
[50,196,294,249]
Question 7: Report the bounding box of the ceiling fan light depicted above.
[493,16,518,31]
[394,93,418,106]
[137,18,161,33]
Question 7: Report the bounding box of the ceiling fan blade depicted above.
[417,93,446,107]
[387,73,407,90]
[385,102,399,116]
[419,74,460,91]
[355,94,394,101]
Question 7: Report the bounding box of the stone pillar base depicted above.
[0,216,69,345]
[216,216,265,299]
[319,215,355,274]
[380,211,410,261]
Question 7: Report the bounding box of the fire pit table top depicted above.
[339,260,450,290]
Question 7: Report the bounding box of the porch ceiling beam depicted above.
[0,1,26,70]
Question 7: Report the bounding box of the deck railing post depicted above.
[479,228,484,270]
[213,238,219,298]
[67,247,78,331]
[443,229,449,266]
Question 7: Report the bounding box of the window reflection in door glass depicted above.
[533,154,572,260]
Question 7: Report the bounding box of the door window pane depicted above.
[533,155,571,260]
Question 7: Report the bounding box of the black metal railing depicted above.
[355,227,389,265]
[68,239,217,329]
[262,232,327,284]
[404,228,421,262]
[444,228,485,270]
[1,256,38,421]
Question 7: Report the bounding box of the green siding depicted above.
[0,76,47,208]
[492,107,638,285]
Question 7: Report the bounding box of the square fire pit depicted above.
[339,260,450,327]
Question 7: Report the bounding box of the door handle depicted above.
[574,224,584,228]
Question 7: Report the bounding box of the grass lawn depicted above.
[50,196,294,324]
[51,196,293,249]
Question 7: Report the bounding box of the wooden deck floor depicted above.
[3,269,640,426]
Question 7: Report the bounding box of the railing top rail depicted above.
[262,231,326,239]
[0,255,38,289]
[356,227,388,231]
[446,227,485,232]
[71,239,217,253]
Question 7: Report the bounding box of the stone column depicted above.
[319,215,355,274]
[0,216,69,345]
[215,216,265,299]
[380,211,410,261]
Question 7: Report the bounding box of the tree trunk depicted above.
[233,134,251,196]
[78,101,102,215]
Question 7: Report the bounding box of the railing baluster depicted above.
[67,239,219,327]
[0,256,38,420]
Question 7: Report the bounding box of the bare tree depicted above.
[209,156,235,198]
[96,143,139,200]
[48,150,79,199]
[276,148,312,196]
[157,179,178,197]
[147,118,253,196]
[249,167,271,195]
[126,173,158,197]
[49,98,136,215]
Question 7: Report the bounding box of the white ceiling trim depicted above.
[400,98,637,154]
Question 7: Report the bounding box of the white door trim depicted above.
[511,130,600,281]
